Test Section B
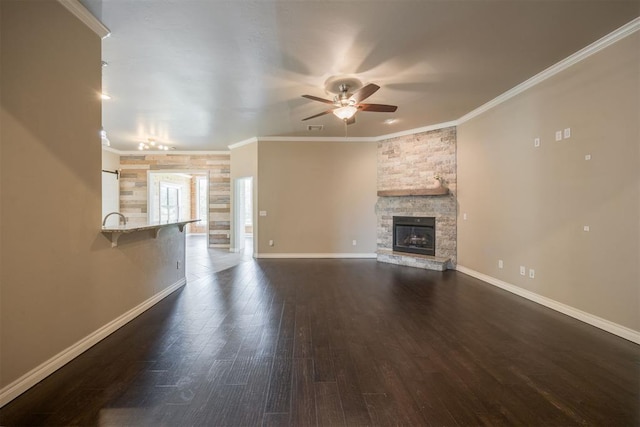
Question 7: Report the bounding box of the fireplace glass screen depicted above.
[393,216,435,256]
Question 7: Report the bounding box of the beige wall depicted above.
[230,142,258,253]
[256,140,378,255]
[1,1,186,396]
[457,33,640,332]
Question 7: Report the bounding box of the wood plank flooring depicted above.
[1,239,639,426]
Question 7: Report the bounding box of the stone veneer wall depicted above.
[119,154,231,247]
[376,126,457,267]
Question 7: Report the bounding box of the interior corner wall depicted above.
[457,32,640,333]
[256,140,378,255]
[0,1,186,398]
[230,142,258,253]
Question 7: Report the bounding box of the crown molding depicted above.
[458,17,640,125]
[57,0,110,39]
[228,137,258,150]
[258,136,377,143]
[117,150,230,156]
[375,120,459,141]
[102,146,124,155]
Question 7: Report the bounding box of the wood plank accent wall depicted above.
[119,154,231,247]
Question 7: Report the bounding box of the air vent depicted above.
[307,125,323,132]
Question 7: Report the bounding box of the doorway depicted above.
[233,177,253,255]
[147,171,209,235]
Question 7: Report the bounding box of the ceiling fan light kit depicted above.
[333,105,358,120]
[302,78,398,125]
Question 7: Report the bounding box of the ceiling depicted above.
[83,0,639,152]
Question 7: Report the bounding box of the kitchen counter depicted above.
[102,219,200,247]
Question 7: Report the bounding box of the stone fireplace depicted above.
[376,127,457,271]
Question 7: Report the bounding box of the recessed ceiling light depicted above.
[383,118,398,125]
[100,93,111,100]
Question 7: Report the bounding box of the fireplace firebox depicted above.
[393,216,435,256]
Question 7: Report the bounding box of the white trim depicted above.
[228,137,258,150]
[255,253,377,259]
[458,17,640,125]
[256,136,377,143]
[456,265,640,345]
[375,120,459,141]
[209,244,231,248]
[57,0,110,39]
[102,146,125,155]
[0,278,186,408]
[119,150,230,156]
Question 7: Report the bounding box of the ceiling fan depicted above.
[301,82,397,125]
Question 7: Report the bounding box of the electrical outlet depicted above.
[555,131,562,141]
[520,266,526,276]
[463,213,468,220]
[563,128,571,139]
[534,138,540,147]
[529,269,535,279]
[585,154,591,161]
[259,211,267,217]
[498,260,504,269]
[583,225,590,232]
[269,239,274,246]
[352,240,357,246]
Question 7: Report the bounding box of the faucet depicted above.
[102,212,127,227]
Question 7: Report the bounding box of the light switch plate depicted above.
[555,131,562,141]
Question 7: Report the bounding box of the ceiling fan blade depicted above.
[351,83,380,103]
[358,103,398,113]
[302,110,333,121]
[302,94,334,104]
[346,116,356,125]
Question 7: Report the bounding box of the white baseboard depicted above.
[255,253,377,259]
[0,278,187,408]
[209,244,230,249]
[456,265,640,345]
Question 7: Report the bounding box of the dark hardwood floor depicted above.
[2,239,639,426]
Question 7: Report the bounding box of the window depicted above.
[160,183,180,222]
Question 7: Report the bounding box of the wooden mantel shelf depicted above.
[377,187,449,197]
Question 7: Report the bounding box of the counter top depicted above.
[102,219,200,247]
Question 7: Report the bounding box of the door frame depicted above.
[232,176,254,255]
[147,170,210,230]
